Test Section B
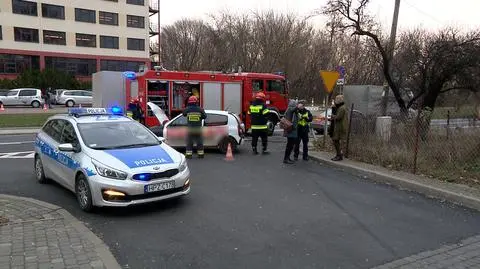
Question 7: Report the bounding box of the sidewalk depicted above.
[0,195,121,269]
[308,150,480,211]
[372,235,480,268]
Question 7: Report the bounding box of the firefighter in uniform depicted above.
[182,95,207,159]
[248,92,270,155]
[127,98,145,124]
[293,100,313,161]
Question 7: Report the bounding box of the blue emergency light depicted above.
[123,71,137,80]
[68,107,124,117]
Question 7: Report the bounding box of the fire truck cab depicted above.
[120,68,289,136]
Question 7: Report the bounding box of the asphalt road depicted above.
[1,134,480,269]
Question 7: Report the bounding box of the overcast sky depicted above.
[157,0,479,32]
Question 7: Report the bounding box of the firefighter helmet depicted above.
[255,92,266,100]
[187,95,198,104]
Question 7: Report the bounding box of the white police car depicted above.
[34,107,190,212]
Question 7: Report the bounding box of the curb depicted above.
[307,151,480,212]
[0,194,122,269]
[0,128,40,135]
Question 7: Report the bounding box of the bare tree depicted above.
[322,0,407,114]
[393,28,480,110]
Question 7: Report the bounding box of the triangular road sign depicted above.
[320,70,340,93]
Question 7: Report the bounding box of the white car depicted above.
[151,109,245,153]
[34,107,190,212]
[0,88,45,108]
[57,90,93,107]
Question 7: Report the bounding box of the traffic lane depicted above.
[1,142,480,269]
[0,106,67,114]
[0,134,35,154]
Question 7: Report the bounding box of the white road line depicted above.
[0,141,35,145]
[0,151,35,159]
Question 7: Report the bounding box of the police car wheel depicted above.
[34,155,48,184]
[75,175,94,212]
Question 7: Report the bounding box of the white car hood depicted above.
[85,143,183,173]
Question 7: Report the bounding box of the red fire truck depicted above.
[122,68,289,135]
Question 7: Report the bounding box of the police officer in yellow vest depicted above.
[248,92,270,155]
[294,100,313,161]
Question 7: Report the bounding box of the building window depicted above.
[0,54,40,74]
[14,27,39,43]
[100,60,144,72]
[127,38,145,51]
[126,0,144,5]
[99,11,118,26]
[12,0,38,16]
[127,15,145,28]
[75,8,96,23]
[45,57,97,76]
[41,3,65,19]
[100,36,119,49]
[43,30,66,45]
[76,33,96,47]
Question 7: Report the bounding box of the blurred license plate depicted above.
[144,181,175,193]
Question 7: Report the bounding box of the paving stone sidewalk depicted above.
[0,195,120,269]
[372,235,480,269]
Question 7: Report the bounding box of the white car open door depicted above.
[147,102,169,125]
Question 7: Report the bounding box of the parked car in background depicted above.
[56,90,93,107]
[51,89,66,104]
[311,108,332,134]
[0,88,45,108]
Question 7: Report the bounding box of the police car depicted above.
[34,107,190,212]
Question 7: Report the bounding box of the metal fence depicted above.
[318,104,480,186]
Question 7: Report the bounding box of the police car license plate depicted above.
[144,181,175,193]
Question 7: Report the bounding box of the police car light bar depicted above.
[68,107,124,117]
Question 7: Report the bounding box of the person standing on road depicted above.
[283,100,299,164]
[293,101,313,161]
[183,95,207,159]
[331,95,348,161]
[248,92,270,155]
[127,98,145,124]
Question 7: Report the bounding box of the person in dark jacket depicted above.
[127,98,145,124]
[248,92,270,155]
[293,100,313,161]
[182,95,207,159]
[331,95,348,161]
[283,100,298,164]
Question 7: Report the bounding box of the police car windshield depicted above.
[77,121,160,150]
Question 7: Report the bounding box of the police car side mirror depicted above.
[58,143,74,152]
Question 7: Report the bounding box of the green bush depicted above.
[0,69,91,90]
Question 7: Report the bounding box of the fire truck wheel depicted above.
[218,137,237,154]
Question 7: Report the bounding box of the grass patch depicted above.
[0,113,55,128]
[315,121,480,187]
[432,106,476,119]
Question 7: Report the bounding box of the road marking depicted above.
[0,141,35,145]
[0,151,35,159]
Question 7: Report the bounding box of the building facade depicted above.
[0,0,153,80]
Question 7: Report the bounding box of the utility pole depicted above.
[157,0,161,66]
[381,0,401,116]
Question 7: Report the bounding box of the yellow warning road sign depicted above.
[320,70,340,93]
